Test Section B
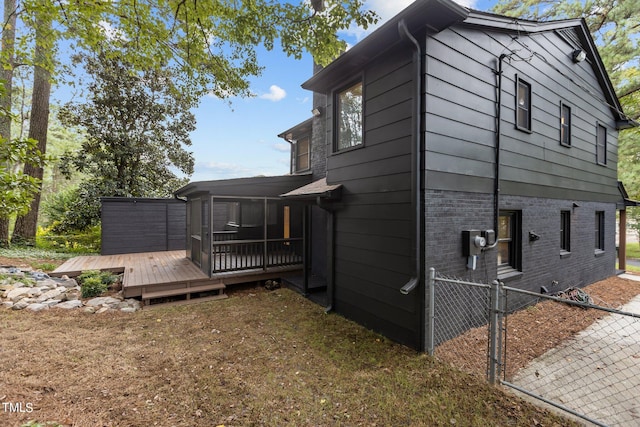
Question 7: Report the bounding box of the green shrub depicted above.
[80,276,108,298]
[36,224,101,254]
[41,184,102,233]
[77,269,118,298]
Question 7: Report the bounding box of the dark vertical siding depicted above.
[167,203,186,250]
[422,25,620,345]
[424,26,619,202]
[101,198,186,255]
[326,44,421,348]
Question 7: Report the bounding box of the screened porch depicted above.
[187,196,305,276]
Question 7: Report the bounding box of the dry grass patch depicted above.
[0,285,575,426]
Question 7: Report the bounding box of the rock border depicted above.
[0,266,141,313]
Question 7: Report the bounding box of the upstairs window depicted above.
[560,103,571,146]
[596,124,607,165]
[516,76,531,132]
[336,81,363,151]
[295,136,310,172]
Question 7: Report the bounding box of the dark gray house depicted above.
[177,0,636,350]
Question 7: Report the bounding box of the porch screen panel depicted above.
[201,199,210,275]
[190,199,202,266]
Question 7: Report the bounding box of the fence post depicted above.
[427,267,435,356]
[488,279,503,384]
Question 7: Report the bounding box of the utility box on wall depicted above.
[462,230,487,270]
[462,230,485,256]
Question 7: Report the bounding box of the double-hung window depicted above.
[336,81,363,151]
[498,210,521,272]
[516,76,532,132]
[295,136,310,172]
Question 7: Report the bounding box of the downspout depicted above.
[483,54,507,252]
[398,19,422,296]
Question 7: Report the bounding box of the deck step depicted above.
[143,293,228,309]
[142,281,225,301]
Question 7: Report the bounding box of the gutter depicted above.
[398,19,422,296]
[483,53,507,252]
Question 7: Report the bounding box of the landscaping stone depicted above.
[26,303,48,312]
[35,288,65,303]
[0,267,140,314]
[56,277,79,288]
[7,287,34,302]
[12,300,29,310]
[0,283,14,292]
[43,299,61,307]
[56,300,83,309]
[86,296,122,307]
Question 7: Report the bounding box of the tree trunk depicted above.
[12,11,51,245]
[0,0,17,247]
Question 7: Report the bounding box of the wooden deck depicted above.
[51,251,226,305]
[51,250,303,306]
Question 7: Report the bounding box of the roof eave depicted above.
[277,117,314,142]
[463,13,630,126]
[302,0,469,92]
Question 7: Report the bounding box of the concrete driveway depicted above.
[512,275,640,426]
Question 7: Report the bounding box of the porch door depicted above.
[190,198,202,267]
[200,198,211,276]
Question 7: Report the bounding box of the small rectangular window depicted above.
[516,76,531,132]
[336,81,363,151]
[498,210,521,272]
[560,210,571,252]
[596,124,607,165]
[560,103,571,146]
[295,136,310,172]
[595,211,605,251]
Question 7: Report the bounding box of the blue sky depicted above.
[187,0,498,182]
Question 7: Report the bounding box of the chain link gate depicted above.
[427,268,640,427]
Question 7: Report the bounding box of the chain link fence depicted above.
[428,269,640,427]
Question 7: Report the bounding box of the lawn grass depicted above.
[1,285,576,426]
[625,241,640,260]
[0,245,91,272]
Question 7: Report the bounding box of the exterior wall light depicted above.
[572,49,586,63]
[311,107,323,117]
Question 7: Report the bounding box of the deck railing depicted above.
[213,230,238,241]
[211,238,303,273]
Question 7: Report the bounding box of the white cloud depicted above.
[259,85,287,102]
[272,142,290,153]
[453,0,478,8]
[343,0,477,41]
[195,161,252,179]
[341,0,413,41]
